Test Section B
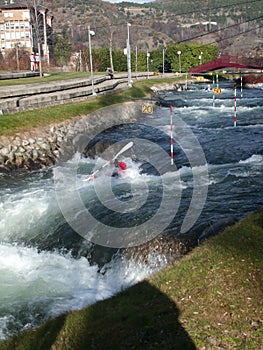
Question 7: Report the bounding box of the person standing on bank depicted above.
[34,53,40,71]
[30,52,35,71]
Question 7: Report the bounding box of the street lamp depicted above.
[88,25,96,96]
[127,22,132,87]
[33,0,43,77]
[199,51,203,65]
[38,7,49,67]
[177,50,181,74]
[147,50,150,79]
[162,46,166,76]
[135,46,138,80]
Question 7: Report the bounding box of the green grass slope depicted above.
[0,76,171,136]
[1,208,262,350]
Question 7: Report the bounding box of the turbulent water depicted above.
[0,80,262,340]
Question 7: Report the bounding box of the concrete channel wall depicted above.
[0,71,168,173]
[0,72,155,114]
[0,100,152,174]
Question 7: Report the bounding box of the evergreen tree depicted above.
[53,30,72,66]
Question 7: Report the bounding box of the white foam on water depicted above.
[239,154,263,164]
[0,243,166,340]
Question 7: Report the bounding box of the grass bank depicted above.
[0,77,173,137]
[1,208,262,350]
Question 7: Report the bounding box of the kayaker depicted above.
[112,159,127,177]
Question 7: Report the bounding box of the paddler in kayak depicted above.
[111,159,127,177]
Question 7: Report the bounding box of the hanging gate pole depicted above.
[170,104,174,165]
[234,84,237,127]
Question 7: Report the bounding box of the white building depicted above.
[0,2,53,63]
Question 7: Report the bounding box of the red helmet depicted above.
[118,161,127,170]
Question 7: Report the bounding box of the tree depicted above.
[165,43,218,72]
[53,30,72,66]
[4,47,30,71]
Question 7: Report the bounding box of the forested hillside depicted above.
[1,0,263,57]
[45,0,263,56]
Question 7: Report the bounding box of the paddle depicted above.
[85,141,134,181]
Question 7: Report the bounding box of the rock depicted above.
[18,146,26,153]
[0,145,12,156]
[52,150,60,158]
[29,138,36,144]
[14,136,22,146]
[38,142,51,152]
[22,140,29,146]
[124,233,195,266]
[32,149,39,160]
[7,151,15,161]
[15,156,24,168]
[0,154,7,164]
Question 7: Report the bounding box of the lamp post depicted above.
[162,46,166,76]
[135,45,138,80]
[147,50,150,79]
[33,0,43,77]
[88,25,96,96]
[38,7,49,67]
[199,51,203,65]
[177,50,181,74]
[127,22,132,87]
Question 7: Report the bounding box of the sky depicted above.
[103,0,154,3]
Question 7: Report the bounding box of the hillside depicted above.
[1,0,262,57]
[44,0,263,56]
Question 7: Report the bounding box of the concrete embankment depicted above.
[0,73,193,173]
[0,76,127,114]
[0,102,144,173]
[0,72,157,114]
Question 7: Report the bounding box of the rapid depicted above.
[0,80,262,340]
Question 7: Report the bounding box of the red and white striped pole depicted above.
[234,84,237,127]
[170,104,174,165]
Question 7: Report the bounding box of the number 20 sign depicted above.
[142,104,153,114]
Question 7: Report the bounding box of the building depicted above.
[0,1,53,65]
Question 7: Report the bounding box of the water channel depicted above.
[0,80,262,340]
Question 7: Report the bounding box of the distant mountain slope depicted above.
[1,0,262,56]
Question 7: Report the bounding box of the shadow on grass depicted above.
[0,314,67,350]
[0,281,196,350]
[78,280,197,350]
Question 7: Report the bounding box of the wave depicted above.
[239,154,263,164]
[0,242,166,340]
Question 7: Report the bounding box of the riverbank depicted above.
[1,207,262,350]
[0,76,196,174]
[0,80,154,173]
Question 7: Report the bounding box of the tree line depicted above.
[0,31,218,74]
[54,31,219,73]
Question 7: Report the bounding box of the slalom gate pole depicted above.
[213,91,215,108]
[170,104,174,165]
[240,75,243,98]
[234,84,237,127]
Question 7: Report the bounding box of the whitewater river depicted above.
[0,80,262,340]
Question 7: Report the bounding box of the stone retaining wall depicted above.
[0,101,145,174]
